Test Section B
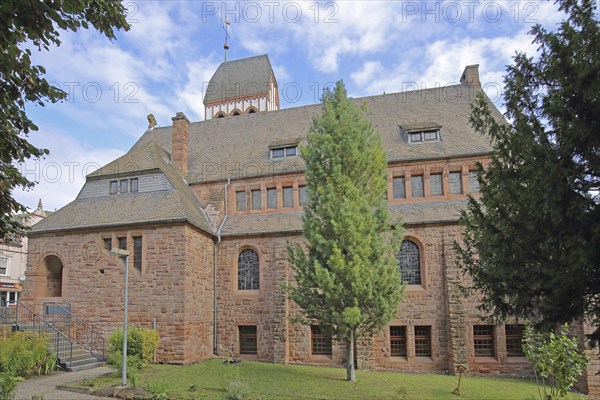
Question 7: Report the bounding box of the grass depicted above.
[78,359,589,400]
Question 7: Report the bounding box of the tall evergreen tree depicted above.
[288,81,404,382]
[456,0,600,343]
[0,0,130,239]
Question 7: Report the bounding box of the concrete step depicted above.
[66,361,107,372]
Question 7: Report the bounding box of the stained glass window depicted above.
[238,249,259,290]
[397,240,421,285]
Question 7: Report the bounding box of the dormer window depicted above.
[270,145,298,160]
[409,129,440,143]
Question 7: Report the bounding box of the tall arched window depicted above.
[396,240,421,285]
[238,249,259,290]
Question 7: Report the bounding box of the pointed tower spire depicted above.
[36,198,43,213]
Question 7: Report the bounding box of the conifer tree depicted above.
[288,81,404,382]
[456,0,600,344]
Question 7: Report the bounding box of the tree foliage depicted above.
[456,0,600,344]
[523,325,588,400]
[288,81,404,382]
[0,0,130,239]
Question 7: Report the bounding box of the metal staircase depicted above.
[0,301,106,372]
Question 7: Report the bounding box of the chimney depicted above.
[171,111,189,176]
[460,64,481,88]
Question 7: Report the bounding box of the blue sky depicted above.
[15,0,566,211]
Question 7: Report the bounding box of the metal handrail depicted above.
[15,301,74,368]
[43,302,105,360]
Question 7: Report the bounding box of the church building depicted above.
[22,55,599,395]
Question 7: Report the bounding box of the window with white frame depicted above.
[408,129,440,143]
[0,257,8,275]
[270,145,298,159]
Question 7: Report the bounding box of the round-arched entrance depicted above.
[45,255,63,297]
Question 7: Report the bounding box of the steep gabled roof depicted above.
[136,85,500,183]
[203,54,276,104]
[31,142,213,235]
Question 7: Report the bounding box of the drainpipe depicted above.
[213,178,230,355]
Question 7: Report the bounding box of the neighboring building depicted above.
[22,55,599,395]
[1,200,47,306]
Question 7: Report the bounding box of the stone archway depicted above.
[45,255,63,297]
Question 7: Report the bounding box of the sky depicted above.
[14,0,569,212]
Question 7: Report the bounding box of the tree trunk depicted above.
[346,330,356,382]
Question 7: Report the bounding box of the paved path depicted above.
[15,366,115,400]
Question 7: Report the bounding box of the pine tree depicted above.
[288,81,404,382]
[456,0,600,344]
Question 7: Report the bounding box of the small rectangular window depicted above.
[283,187,294,208]
[311,326,332,355]
[103,238,112,251]
[392,177,405,199]
[239,326,258,355]
[267,188,277,209]
[474,325,495,357]
[409,132,422,142]
[505,325,525,357]
[251,190,261,210]
[133,236,142,271]
[390,326,407,357]
[110,180,118,194]
[118,237,127,250]
[414,326,432,356]
[430,173,443,196]
[469,171,480,193]
[299,186,308,207]
[286,146,297,156]
[130,178,139,192]
[411,176,424,197]
[272,148,285,158]
[449,172,462,194]
[423,130,438,141]
[0,257,8,275]
[236,191,246,211]
[120,179,128,193]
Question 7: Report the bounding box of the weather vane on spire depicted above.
[223,19,231,63]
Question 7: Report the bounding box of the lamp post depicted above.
[111,247,130,387]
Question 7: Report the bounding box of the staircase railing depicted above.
[14,301,74,368]
[43,302,105,360]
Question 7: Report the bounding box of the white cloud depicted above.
[13,129,124,211]
[351,61,383,86]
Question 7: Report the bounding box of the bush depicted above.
[107,326,159,372]
[0,333,53,378]
[225,380,251,400]
[523,324,589,400]
[0,372,19,400]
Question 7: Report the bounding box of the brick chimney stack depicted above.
[460,64,481,88]
[171,111,189,176]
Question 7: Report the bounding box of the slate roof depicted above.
[221,200,468,236]
[135,84,499,184]
[203,54,275,104]
[31,142,213,234]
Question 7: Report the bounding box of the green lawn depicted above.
[80,359,588,400]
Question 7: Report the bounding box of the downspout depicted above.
[213,177,230,355]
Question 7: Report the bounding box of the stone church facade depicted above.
[22,55,599,395]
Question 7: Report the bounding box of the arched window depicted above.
[215,111,226,118]
[396,240,421,285]
[246,106,258,114]
[231,109,241,116]
[238,249,259,290]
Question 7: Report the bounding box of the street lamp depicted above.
[111,247,130,388]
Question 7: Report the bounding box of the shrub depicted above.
[523,324,589,399]
[225,380,251,400]
[0,372,19,400]
[0,333,52,378]
[107,326,159,372]
[146,381,172,400]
